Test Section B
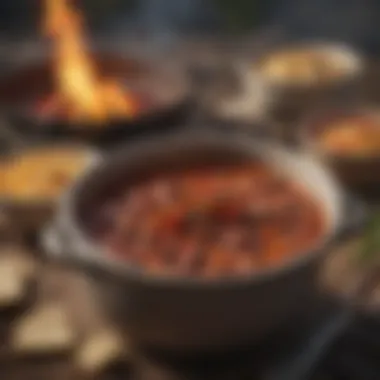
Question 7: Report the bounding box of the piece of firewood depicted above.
[11,302,76,355]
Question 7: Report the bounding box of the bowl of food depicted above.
[258,43,362,88]
[254,42,364,120]
[43,129,362,355]
[0,143,100,231]
[299,107,380,189]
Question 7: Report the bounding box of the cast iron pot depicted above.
[43,129,364,355]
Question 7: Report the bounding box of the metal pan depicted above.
[0,50,191,145]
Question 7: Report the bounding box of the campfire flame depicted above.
[44,0,137,123]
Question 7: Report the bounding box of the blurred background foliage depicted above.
[215,0,260,32]
[0,0,264,38]
[80,0,261,31]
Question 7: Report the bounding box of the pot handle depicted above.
[41,223,74,264]
[335,195,368,243]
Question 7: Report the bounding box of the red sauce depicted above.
[93,163,324,278]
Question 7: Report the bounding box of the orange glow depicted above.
[44,0,137,124]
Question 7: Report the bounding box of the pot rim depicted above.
[50,129,349,288]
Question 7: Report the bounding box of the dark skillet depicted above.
[0,51,191,144]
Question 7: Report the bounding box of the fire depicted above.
[43,0,137,123]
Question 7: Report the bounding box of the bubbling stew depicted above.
[92,163,324,278]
